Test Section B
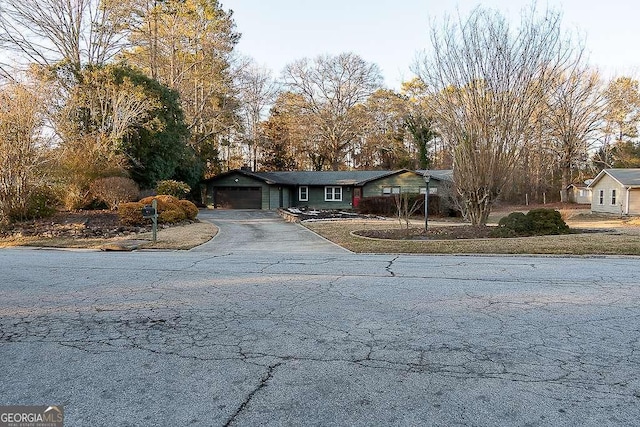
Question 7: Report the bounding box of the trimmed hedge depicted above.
[158,209,186,224]
[178,199,199,220]
[119,195,199,226]
[117,202,145,225]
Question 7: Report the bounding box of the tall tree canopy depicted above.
[123,0,240,175]
[282,52,383,170]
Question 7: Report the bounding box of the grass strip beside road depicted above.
[0,222,218,250]
[303,220,640,255]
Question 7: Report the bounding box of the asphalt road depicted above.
[1,214,639,426]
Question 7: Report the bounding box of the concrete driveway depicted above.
[192,209,348,254]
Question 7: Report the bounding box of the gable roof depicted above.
[415,169,454,182]
[567,183,590,189]
[205,169,432,186]
[588,169,640,188]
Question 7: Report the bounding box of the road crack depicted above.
[223,361,283,427]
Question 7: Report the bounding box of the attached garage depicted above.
[213,186,262,209]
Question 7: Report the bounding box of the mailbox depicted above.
[141,205,156,218]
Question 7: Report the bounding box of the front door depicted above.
[353,187,362,208]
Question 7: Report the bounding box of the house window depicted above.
[611,189,617,205]
[579,189,585,197]
[299,186,308,202]
[598,190,604,205]
[420,187,438,195]
[325,186,342,201]
[382,186,401,195]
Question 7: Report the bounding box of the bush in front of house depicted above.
[158,209,186,224]
[118,195,198,226]
[138,195,198,224]
[90,177,139,210]
[527,208,570,235]
[2,184,59,223]
[177,199,199,220]
[156,180,191,199]
[117,202,145,225]
[492,208,570,237]
[357,194,442,216]
[357,196,397,216]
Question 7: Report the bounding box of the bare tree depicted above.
[415,6,576,225]
[0,82,50,221]
[545,66,604,202]
[350,89,411,169]
[283,52,383,170]
[0,0,130,74]
[235,57,280,170]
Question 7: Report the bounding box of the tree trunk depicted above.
[560,163,571,203]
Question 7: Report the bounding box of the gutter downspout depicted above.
[625,187,630,215]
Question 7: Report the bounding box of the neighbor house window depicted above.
[611,189,617,205]
[382,186,401,195]
[598,189,604,205]
[299,186,308,202]
[325,186,342,201]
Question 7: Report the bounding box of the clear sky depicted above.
[221,0,640,89]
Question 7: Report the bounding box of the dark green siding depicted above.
[206,172,271,209]
[297,186,354,210]
[362,172,426,197]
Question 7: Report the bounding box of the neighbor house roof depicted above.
[566,182,590,189]
[588,168,640,188]
[205,169,433,186]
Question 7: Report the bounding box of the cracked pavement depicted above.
[1,247,639,426]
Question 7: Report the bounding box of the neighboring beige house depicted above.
[566,182,592,204]
[587,169,640,215]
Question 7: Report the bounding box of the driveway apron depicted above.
[191,209,348,254]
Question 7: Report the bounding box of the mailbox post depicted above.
[141,199,158,243]
[423,172,430,231]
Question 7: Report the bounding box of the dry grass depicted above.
[136,222,217,250]
[0,222,218,250]
[303,217,640,255]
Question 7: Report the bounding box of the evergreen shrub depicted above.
[492,208,570,237]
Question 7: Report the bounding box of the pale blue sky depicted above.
[222,0,640,89]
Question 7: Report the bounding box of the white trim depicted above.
[299,186,308,202]
[324,186,342,201]
[610,189,617,205]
